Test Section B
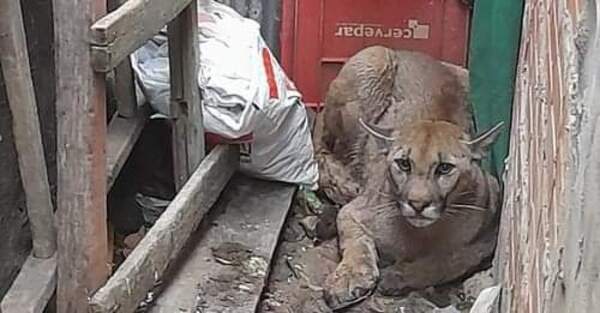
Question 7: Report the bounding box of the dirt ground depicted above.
[257,191,495,313]
[118,180,495,313]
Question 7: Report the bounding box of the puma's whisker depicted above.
[379,190,394,195]
[445,208,469,216]
[368,201,396,211]
[449,204,488,212]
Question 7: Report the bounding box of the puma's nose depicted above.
[408,200,431,213]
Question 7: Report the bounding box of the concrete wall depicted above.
[495,0,600,311]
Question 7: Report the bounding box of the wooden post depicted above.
[0,0,56,258]
[168,1,205,189]
[53,0,109,311]
[107,0,137,118]
[111,60,138,117]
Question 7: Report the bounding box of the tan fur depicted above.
[315,46,502,310]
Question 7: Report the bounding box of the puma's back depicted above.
[317,46,473,200]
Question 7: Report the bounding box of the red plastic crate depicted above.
[280,0,471,109]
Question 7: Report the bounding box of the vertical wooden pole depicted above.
[107,0,137,118]
[54,0,109,311]
[0,0,56,259]
[168,1,205,190]
[111,60,138,118]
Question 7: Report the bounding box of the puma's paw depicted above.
[376,268,411,297]
[323,260,379,310]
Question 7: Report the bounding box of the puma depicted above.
[314,46,502,310]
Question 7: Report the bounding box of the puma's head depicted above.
[360,118,502,228]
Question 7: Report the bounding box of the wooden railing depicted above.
[2,0,238,312]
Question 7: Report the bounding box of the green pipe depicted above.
[468,0,525,177]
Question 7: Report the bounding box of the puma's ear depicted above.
[359,118,394,153]
[464,121,504,159]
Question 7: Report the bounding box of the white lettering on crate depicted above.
[334,20,430,40]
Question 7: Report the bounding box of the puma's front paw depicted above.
[323,260,379,310]
[376,267,411,296]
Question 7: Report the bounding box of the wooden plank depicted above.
[0,254,57,313]
[168,2,205,189]
[90,145,239,313]
[90,0,193,72]
[0,0,56,258]
[148,174,296,313]
[53,0,109,311]
[106,105,150,190]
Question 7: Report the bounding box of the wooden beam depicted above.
[90,0,193,72]
[168,2,205,189]
[0,254,57,313]
[54,0,109,311]
[0,0,56,259]
[106,105,150,190]
[89,145,239,313]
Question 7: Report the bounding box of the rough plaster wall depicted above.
[494,1,571,311]
[560,0,600,310]
[495,0,600,312]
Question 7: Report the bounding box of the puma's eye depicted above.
[395,158,411,172]
[436,163,455,175]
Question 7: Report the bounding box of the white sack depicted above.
[131,0,318,189]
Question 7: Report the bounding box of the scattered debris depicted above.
[246,256,268,278]
[281,220,306,243]
[194,240,272,312]
[285,256,301,279]
[435,306,462,313]
[296,189,338,245]
[297,188,325,215]
[312,204,338,244]
[211,242,253,266]
[299,216,320,240]
[468,285,500,313]
[122,227,146,257]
